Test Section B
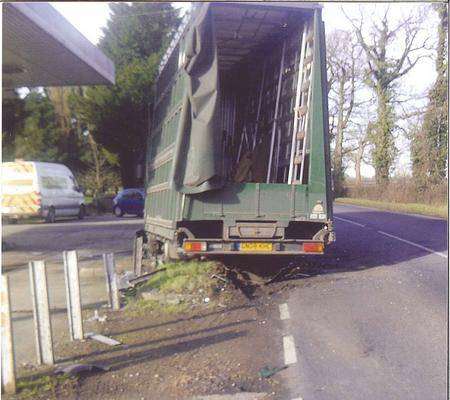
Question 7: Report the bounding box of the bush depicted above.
[342,178,447,206]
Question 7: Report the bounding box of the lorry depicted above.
[1,160,85,223]
[135,1,334,267]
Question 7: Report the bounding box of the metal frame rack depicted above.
[213,4,314,184]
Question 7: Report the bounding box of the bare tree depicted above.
[327,29,364,194]
[345,6,430,185]
[343,120,373,185]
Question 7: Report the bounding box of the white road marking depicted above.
[279,303,291,320]
[283,335,298,365]
[378,230,448,259]
[334,216,365,227]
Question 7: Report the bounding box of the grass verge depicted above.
[335,197,448,219]
[13,374,77,399]
[126,260,221,315]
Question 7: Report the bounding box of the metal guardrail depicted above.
[1,275,16,394]
[1,251,122,394]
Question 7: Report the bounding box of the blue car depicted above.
[113,188,145,217]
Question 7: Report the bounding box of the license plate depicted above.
[239,242,273,252]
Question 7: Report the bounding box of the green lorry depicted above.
[136,2,334,266]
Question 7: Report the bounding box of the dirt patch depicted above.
[8,269,290,400]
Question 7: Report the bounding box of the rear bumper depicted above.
[181,239,328,255]
[2,206,42,219]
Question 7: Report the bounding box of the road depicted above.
[281,203,448,400]
[2,215,144,269]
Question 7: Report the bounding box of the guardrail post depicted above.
[103,253,120,310]
[29,260,54,365]
[1,275,16,394]
[133,235,143,276]
[63,250,84,341]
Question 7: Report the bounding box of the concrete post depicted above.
[103,253,120,310]
[29,260,54,365]
[1,275,16,394]
[63,250,84,341]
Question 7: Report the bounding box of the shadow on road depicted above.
[212,211,447,285]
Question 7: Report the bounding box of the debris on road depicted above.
[128,268,167,286]
[55,363,110,376]
[258,365,287,379]
[85,309,107,323]
[85,332,121,346]
[211,274,230,284]
[265,264,310,285]
[117,271,137,290]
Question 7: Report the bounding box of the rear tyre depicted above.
[113,206,124,217]
[45,207,56,223]
[78,205,86,220]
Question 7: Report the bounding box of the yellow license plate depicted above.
[239,242,273,252]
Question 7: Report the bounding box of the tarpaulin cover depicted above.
[170,4,223,194]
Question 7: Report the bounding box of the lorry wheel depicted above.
[46,207,56,223]
[113,206,123,217]
[78,205,86,220]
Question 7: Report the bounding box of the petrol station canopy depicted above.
[3,2,115,90]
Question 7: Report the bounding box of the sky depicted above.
[51,2,438,179]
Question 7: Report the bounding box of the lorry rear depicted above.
[140,2,334,263]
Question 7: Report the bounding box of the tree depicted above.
[2,93,25,160]
[78,131,121,198]
[350,122,373,185]
[327,29,364,194]
[412,4,448,186]
[12,91,64,162]
[346,6,430,185]
[71,3,180,187]
[43,87,88,172]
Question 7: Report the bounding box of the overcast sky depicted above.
[51,2,438,178]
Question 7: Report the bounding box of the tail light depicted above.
[303,242,324,253]
[183,241,207,252]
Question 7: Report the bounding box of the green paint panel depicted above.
[185,183,310,221]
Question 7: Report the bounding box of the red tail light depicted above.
[303,242,324,253]
[183,241,207,252]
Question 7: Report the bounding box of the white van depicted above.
[1,160,85,223]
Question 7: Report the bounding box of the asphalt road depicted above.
[2,215,144,269]
[283,204,448,400]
